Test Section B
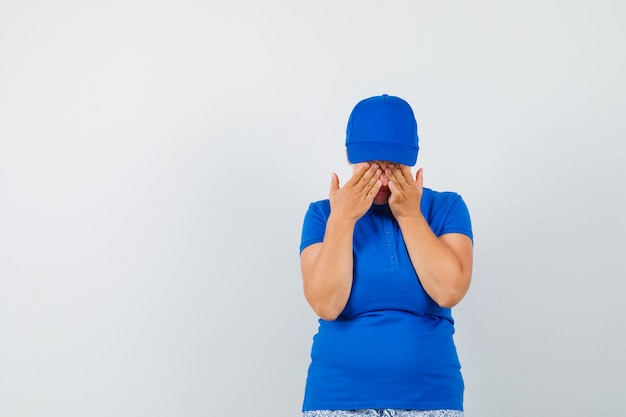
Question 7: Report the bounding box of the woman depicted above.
[299,94,474,417]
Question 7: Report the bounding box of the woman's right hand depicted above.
[329,162,383,222]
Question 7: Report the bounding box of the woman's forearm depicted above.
[397,213,473,308]
[301,214,356,320]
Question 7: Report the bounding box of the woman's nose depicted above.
[380,173,389,186]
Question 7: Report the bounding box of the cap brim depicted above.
[346,142,418,166]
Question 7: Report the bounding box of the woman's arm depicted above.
[396,218,473,308]
[301,163,383,320]
[301,216,355,321]
[387,164,473,308]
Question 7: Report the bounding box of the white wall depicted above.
[1,1,625,416]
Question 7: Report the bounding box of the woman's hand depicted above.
[386,164,423,219]
[329,162,383,221]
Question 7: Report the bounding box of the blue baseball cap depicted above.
[345,94,419,166]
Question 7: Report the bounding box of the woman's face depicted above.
[352,160,396,205]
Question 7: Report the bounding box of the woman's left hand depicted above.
[386,164,423,219]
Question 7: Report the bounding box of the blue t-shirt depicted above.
[300,188,473,412]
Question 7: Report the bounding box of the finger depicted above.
[362,166,383,193]
[329,172,340,193]
[387,178,400,196]
[367,178,383,200]
[415,168,424,189]
[361,163,382,186]
[385,164,407,187]
[354,162,381,191]
[399,164,415,184]
[347,162,371,186]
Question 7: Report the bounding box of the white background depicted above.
[1,1,625,416]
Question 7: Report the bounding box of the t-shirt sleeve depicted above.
[440,194,473,242]
[300,201,329,254]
